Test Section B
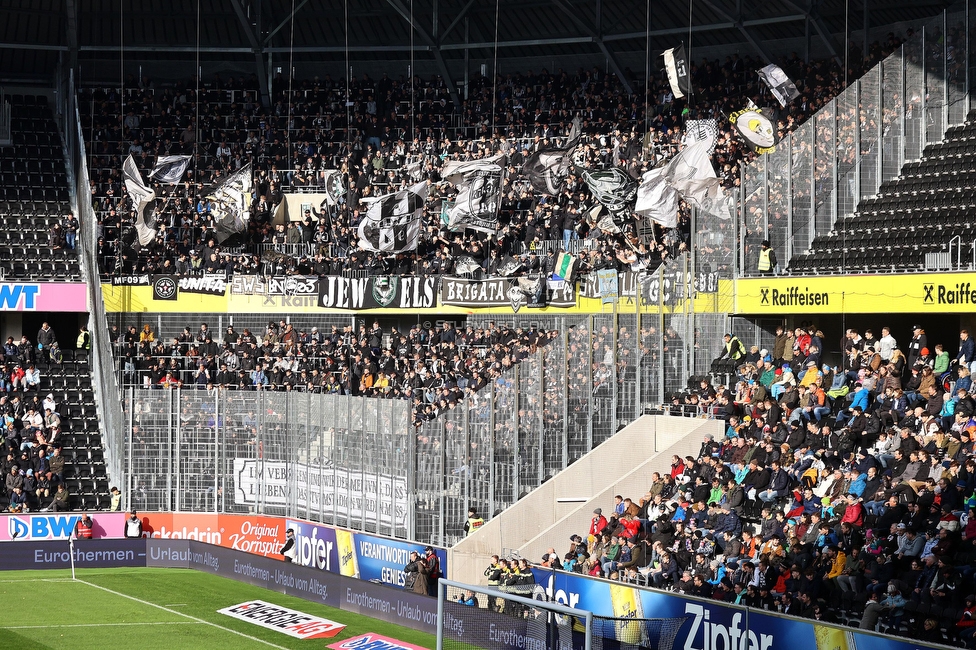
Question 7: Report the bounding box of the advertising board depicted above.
[0,538,146,570]
[0,512,127,541]
[137,513,285,558]
[531,568,950,650]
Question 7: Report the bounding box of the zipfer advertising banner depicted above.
[530,568,949,650]
[134,513,447,583]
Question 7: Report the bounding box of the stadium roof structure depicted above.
[0,0,955,101]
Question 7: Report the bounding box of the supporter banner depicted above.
[0,512,127,541]
[738,272,976,314]
[274,193,334,225]
[230,275,320,297]
[0,283,87,312]
[530,569,943,650]
[0,538,146,570]
[597,269,618,304]
[581,270,690,303]
[233,459,410,530]
[176,274,228,296]
[103,277,726,314]
[112,274,151,286]
[150,275,229,300]
[317,276,438,310]
[152,275,178,301]
[441,277,576,310]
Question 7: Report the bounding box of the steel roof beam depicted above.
[229,0,271,106]
[384,0,461,110]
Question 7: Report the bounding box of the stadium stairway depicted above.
[0,93,108,510]
[789,109,976,274]
[447,414,722,586]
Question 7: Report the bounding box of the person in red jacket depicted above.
[73,513,93,539]
[955,594,976,648]
[589,508,608,537]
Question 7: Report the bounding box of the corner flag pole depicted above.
[69,536,76,580]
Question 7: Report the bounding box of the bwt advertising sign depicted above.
[0,283,87,311]
[0,513,127,541]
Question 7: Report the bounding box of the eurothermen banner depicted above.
[530,568,949,650]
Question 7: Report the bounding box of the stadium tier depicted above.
[0,1,974,647]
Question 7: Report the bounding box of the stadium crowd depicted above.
[513,322,976,645]
[114,318,556,426]
[0,323,78,512]
[82,30,913,283]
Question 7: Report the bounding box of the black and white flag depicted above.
[209,164,253,244]
[582,167,638,216]
[149,155,192,184]
[321,170,347,206]
[663,45,692,98]
[357,181,428,253]
[122,154,157,246]
[682,119,719,155]
[522,117,581,195]
[497,255,524,277]
[454,256,482,275]
[758,64,801,108]
[442,159,505,234]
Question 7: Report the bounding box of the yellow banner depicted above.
[737,272,976,314]
[102,283,727,315]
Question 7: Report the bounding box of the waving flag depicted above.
[209,164,253,244]
[122,154,157,246]
[357,181,428,253]
[149,155,192,184]
[663,45,692,98]
[758,64,800,108]
[441,158,505,233]
[522,117,581,195]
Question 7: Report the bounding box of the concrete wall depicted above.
[447,414,723,585]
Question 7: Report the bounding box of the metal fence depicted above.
[120,298,729,547]
[739,8,972,274]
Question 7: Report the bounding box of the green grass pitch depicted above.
[0,567,437,649]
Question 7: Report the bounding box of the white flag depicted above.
[634,167,679,228]
[122,154,157,246]
[665,140,732,220]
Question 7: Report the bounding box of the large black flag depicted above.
[522,117,581,195]
[209,164,253,244]
[357,181,428,253]
[663,45,692,98]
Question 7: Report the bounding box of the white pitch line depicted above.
[75,579,291,650]
[0,578,76,583]
[1,621,204,630]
